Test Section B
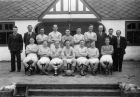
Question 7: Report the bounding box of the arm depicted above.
[93,33,97,41]
[19,34,23,51]
[8,35,11,50]
[23,33,26,44]
[94,49,99,58]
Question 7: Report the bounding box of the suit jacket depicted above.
[114,36,127,54]
[8,33,23,52]
[23,32,36,47]
[107,35,116,48]
[96,32,107,52]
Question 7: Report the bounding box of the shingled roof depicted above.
[0,0,139,20]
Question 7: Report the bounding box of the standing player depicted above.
[48,24,62,50]
[100,37,114,74]
[24,25,36,48]
[84,24,97,48]
[113,30,127,72]
[62,40,76,74]
[36,28,48,45]
[75,40,88,76]
[23,38,38,76]
[96,25,107,54]
[37,40,51,75]
[87,41,99,75]
[73,27,84,49]
[62,29,74,47]
[8,26,23,72]
[49,41,63,76]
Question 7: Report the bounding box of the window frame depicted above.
[125,21,140,46]
[0,22,15,46]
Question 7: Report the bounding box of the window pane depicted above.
[0,32,6,44]
[134,31,140,45]
[0,24,2,30]
[138,23,140,30]
[127,23,136,29]
[127,31,134,45]
[5,24,9,30]
[9,24,13,30]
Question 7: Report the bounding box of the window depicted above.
[126,21,140,46]
[0,22,15,45]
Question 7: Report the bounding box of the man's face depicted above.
[80,41,85,47]
[55,42,59,48]
[66,41,70,47]
[28,25,33,32]
[109,29,113,35]
[105,38,110,45]
[76,28,81,34]
[53,25,58,31]
[116,30,121,37]
[65,30,70,35]
[98,25,103,32]
[40,29,44,34]
[30,38,34,44]
[13,28,18,33]
[89,26,93,32]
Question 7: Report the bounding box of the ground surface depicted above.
[0,61,140,87]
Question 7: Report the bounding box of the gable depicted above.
[39,0,100,20]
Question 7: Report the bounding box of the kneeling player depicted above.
[62,40,76,75]
[49,41,63,76]
[100,37,114,74]
[37,40,51,75]
[75,40,88,76]
[23,38,38,76]
[87,41,99,75]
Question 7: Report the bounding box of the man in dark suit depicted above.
[113,30,127,72]
[107,28,116,71]
[23,25,36,48]
[96,25,107,55]
[8,26,23,72]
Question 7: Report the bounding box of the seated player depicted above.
[49,41,63,76]
[87,41,99,75]
[100,37,114,74]
[75,40,88,76]
[37,40,51,75]
[73,27,85,49]
[23,38,38,76]
[62,40,76,75]
[62,29,74,47]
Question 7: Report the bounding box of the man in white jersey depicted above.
[49,41,63,76]
[62,40,76,74]
[73,27,84,49]
[37,40,51,75]
[100,37,114,74]
[36,28,48,45]
[84,24,97,48]
[75,40,88,76]
[88,41,99,75]
[48,24,62,50]
[23,38,38,76]
[62,29,74,47]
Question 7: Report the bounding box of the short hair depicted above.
[64,40,70,44]
[28,25,32,27]
[105,37,110,40]
[53,24,58,27]
[13,26,18,28]
[109,28,113,31]
[116,30,121,34]
[40,28,44,30]
[89,24,93,27]
[77,27,81,29]
[80,40,85,43]
[29,37,34,41]
[65,28,70,31]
